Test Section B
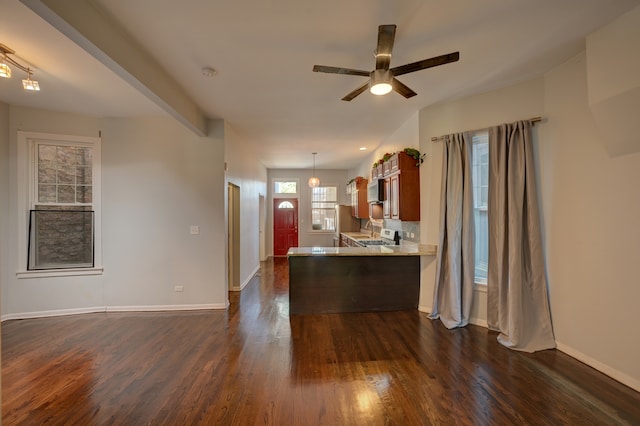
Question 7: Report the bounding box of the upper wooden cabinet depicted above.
[348,178,369,219]
[382,152,420,221]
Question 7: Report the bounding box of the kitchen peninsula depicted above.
[287,241,436,315]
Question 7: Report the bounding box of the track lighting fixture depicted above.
[0,43,40,91]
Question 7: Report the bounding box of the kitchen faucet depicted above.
[365,220,374,237]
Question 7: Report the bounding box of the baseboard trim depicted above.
[1,306,107,321]
[106,303,226,312]
[231,264,261,292]
[418,305,489,328]
[1,303,227,322]
[556,342,640,392]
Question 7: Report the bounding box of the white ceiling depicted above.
[0,0,637,169]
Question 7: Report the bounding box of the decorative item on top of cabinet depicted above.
[348,176,369,219]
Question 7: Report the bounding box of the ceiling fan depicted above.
[313,24,460,101]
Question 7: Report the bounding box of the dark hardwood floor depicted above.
[2,257,639,425]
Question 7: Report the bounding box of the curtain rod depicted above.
[430,116,543,142]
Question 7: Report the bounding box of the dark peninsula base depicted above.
[288,255,420,315]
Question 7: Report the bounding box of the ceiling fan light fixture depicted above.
[369,69,393,96]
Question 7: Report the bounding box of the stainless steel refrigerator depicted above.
[334,204,361,246]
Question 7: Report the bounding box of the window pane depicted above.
[38,145,56,163]
[310,186,337,231]
[278,201,294,209]
[28,209,94,270]
[38,163,56,184]
[472,132,489,284]
[312,186,337,201]
[38,185,57,203]
[58,185,75,203]
[76,147,92,166]
[275,181,297,194]
[56,146,75,166]
[312,202,335,209]
[76,186,92,204]
[311,209,336,231]
[57,165,75,184]
[76,166,92,185]
[37,143,92,205]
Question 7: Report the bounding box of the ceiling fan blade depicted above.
[313,65,370,77]
[341,81,370,102]
[375,24,396,70]
[391,52,460,77]
[392,78,417,99]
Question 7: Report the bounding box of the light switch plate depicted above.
[190,225,200,235]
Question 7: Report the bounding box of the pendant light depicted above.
[308,152,320,188]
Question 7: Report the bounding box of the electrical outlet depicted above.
[410,233,415,238]
[190,225,199,235]
[174,285,184,292]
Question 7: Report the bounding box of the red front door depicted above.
[273,198,298,256]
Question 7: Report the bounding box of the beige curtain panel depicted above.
[487,120,556,352]
[430,132,475,329]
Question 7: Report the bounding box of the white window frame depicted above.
[16,131,103,278]
[272,178,299,198]
[310,184,338,233]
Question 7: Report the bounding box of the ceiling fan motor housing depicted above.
[369,69,393,95]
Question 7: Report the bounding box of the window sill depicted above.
[474,282,487,293]
[16,267,104,279]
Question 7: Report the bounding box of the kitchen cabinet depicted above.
[371,164,383,180]
[288,255,420,314]
[350,178,369,219]
[382,152,420,221]
[383,177,391,218]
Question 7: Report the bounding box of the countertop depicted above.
[287,243,437,257]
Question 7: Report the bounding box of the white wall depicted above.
[586,5,640,157]
[541,52,640,389]
[100,116,227,309]
[266,168,351,253]
[350,112,420,179]
[224,122,268,290]
[2,107,228,318]
[0,101,8,410]
[416,52,640,389]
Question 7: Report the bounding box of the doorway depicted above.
[273,198,298,256]
[259,194,266,261]
[228,183,240,290]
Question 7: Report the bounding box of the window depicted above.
[17,132,102,277]
[310,186,337,231]
[472,131,489,284]
[274,180,297,194]
[278,201,294,209]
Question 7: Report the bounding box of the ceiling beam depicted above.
[20,0,208,136]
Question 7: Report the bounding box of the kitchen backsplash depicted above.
[359,219,420,243]
[384,219,420,243]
